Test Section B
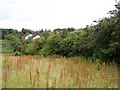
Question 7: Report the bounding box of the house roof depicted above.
[21,33,40,40]
[21,33,31,39]
[32,33,40,38]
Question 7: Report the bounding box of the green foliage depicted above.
[21,28,34,35]
[5,33,22,52]
[33,37,46,54]
[2,40,14,53]
[59,29,85,56]
[38,29,85,57]
[24,43,35,55]
[0,28,19,39]
[39,30,51,39]
[14,51,21,56]
[39,44,53,57]
[39,32,63,56]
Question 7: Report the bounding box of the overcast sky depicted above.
[0,0,116,31]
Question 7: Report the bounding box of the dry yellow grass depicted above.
[0,54,2,89]
[2,55,118,88]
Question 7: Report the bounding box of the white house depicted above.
[25,34,33,40]
[22,33,40,41]
[32,35,40,40]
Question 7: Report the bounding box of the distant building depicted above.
[21,33,40,41]
[25,34,33,40]
[32,34,40,40]
[21,34,27,40]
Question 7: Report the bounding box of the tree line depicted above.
[1,3,120,64]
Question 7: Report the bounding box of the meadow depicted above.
[2,55,118,88]
[0,54,2,89]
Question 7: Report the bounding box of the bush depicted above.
[14,51,21,56]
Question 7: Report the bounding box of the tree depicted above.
[60,29,85,57]
[24,43,35,55]
[5,33,22,52]
[39,32,63,56]
[33,37,46,54]
[85,2,120,63]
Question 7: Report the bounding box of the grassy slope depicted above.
[2,55,118,88]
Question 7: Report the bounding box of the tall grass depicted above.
[2,55,118,88]
[0,54,2,89]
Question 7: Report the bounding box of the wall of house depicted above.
[25,34,33,40]
[33,35,40,40]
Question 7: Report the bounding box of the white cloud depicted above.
[0,0,116,31]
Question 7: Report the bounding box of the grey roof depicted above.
[32,33,40,38]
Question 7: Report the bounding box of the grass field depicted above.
[0,40,2,89]
[2,55,118,88]
[0,54,2,89]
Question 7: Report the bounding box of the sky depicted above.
[0,0,116,31]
